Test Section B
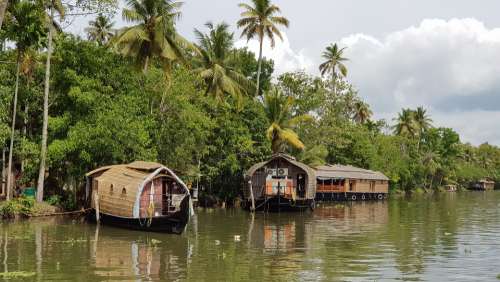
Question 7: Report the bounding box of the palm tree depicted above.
[37,0,64,203]
[263,88,311,153]
[4,0,46,200]
[319,43,348,94]
[193,22,254,103]
[353,101,372,124]
[85,13,114,45]
[237,0,289,96]
[393,108,417,137]
[113,0,189,74]
[414,106,432,134]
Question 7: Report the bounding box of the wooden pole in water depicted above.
[94,192,100,223]
[249,180,255,212]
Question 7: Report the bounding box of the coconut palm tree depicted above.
[263,88,311,154]
[353,101,372,124]
[319,43,348,94]
[193,22,254,103]
[393,108,417,137]
[37,0,64,203]
[237,0,289,96]
[85,13,114,45]
[4,0,46,200]
[414,106,432,134]
[113,0,189,74]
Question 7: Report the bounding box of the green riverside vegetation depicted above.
[0,0,498,208]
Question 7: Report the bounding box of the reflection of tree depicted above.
[2,194,500,280]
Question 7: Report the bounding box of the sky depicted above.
[68,0,500,146]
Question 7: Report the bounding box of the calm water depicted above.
[1,192,500,281]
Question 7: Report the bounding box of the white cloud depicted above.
[235,33,314,75]
[339,18,500,145]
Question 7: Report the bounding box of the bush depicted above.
[0,197,36,218]
[46,195,62,206]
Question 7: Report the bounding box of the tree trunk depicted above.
[37,8,53,203]
[0,0,8,31]
[331,71,337,95]
[1,148,5,196]
[6,54,20,201]
[143,55,149,74]
[255,36,263,97]
[21,104,28,173]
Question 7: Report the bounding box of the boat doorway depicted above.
[297,173,306,198]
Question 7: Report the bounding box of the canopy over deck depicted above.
[315,164,389,181]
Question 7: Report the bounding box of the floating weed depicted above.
[53,238,87,246]
[497,274,500,280]
[0,271,36,279]
[150,239,162,247]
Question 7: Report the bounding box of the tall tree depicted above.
[393,108,417,137]
[237,0,289,96]
[85,13,114,45]
[353,101,372,124]
[113,0,188,74]
[414,106,432,135]
[319,43,348,94]
[263,88,311,154]
[193,22,253,102]
[4,0,46,200]
[37,0,64,203]
[0,0,7,30]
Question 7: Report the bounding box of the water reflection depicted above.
[1,192,500,281]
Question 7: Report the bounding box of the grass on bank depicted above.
[0,197,58,218]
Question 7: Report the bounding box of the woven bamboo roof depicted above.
[315,164,389,181]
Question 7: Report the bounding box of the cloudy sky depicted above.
[70,0,500,146]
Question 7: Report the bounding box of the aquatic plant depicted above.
[0,271,36,279]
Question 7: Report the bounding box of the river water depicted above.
[1,191,500,281]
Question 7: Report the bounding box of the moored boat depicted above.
[85,161,193,234]
[243,153,316,212]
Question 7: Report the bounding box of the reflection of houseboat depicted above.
[469,179,495,191]
[243,154,316,211]
[315,165,389,201]
[93,228,189,280]
[85,161,193,233]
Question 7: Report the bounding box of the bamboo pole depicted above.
[249,180,255,212]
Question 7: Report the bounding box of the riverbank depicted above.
[0,197,59,219]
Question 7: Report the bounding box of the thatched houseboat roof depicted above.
[315,164,389,181]
[244,153,316,180]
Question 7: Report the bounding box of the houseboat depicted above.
[85,161,193,233]
[469,179,495,191]
[243,154,316,211]
[314,164,389,201]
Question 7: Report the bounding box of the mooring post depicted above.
[249,180,255,212]
[94,192,100,223]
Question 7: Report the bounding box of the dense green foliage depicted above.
[0,0,498,207]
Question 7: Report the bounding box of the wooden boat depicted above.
[243,153,317,212]
[85,161,193,234]
[469,179,495,191]
[444,184,457,192]
[314,165,389,201]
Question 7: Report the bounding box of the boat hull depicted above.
[87,196,191,234]
[243,196,314,212]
